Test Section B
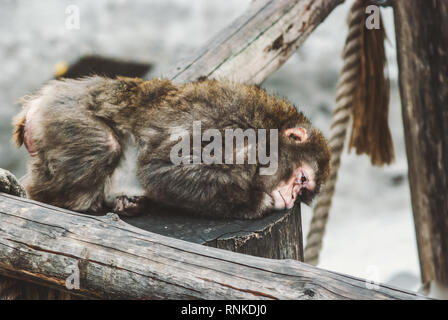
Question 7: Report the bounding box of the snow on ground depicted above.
[0,0,421,291]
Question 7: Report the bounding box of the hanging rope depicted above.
[304,0,367,265]
[304,0,393,265]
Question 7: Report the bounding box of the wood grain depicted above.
[394,0,448,285]
[0,193,426,299]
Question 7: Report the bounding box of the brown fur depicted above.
[12,109,26,147]
[14,76,330,219]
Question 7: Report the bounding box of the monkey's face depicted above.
[270,161,316,209]
[262,125,330,210]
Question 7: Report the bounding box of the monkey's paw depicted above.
[0,168,27,198]
[113,195,146,217]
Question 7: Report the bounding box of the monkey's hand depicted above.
[0,168,27,198]
[112,195,147,217]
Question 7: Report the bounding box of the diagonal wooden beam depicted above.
[157,0,345,84]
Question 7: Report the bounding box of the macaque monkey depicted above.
[12,76,330,218]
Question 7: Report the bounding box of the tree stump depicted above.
[121,205,303,261]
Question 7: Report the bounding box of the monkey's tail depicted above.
[12,108,27,148]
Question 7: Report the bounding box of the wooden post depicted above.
[393,0,448,287]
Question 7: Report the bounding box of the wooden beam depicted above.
[161,0,345,84]
[393,0,448,286]
[0,193,427,299]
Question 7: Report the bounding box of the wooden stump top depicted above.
[121,204,303,261]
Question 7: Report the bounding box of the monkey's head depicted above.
[257,117,330,210]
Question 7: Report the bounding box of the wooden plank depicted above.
[393,0,448,286]
[161,0,345,84]
[0,193,427,299]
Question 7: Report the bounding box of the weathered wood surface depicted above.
[393,0,448,286]
[161,0,345,84]
[122,204,303,260]
[0,193,427,299]
[0,169,26,199]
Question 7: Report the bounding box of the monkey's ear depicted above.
[283,127,308,143]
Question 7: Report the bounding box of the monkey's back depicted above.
[14,76,324,218]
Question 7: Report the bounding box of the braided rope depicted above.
[304,0,365,266]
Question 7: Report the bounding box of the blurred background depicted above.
[0,0,420,291]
